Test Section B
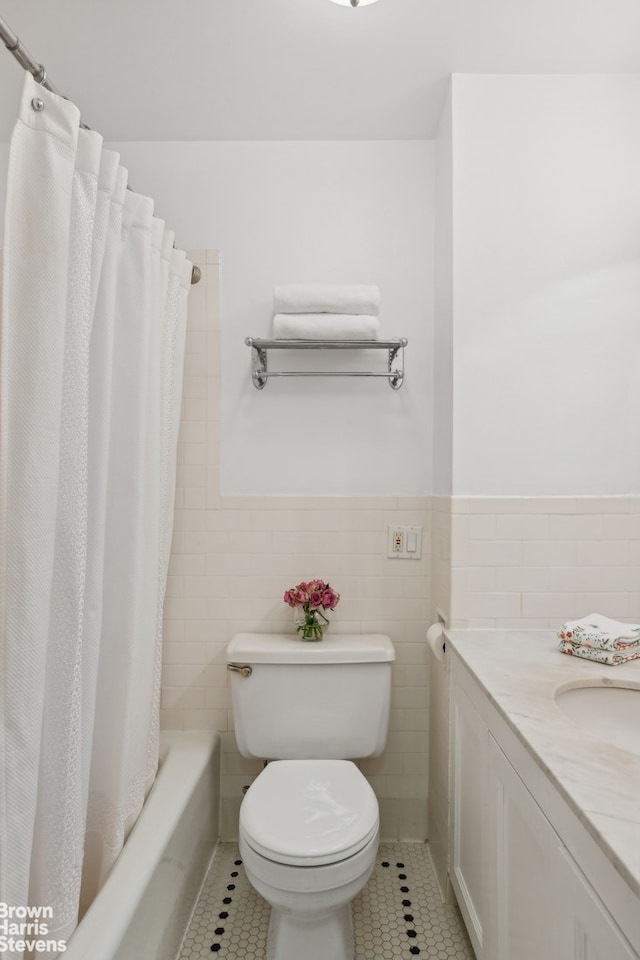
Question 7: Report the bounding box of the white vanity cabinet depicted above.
[449,651,639,960]
[556,849,638,960]
[450,679,488,957]
[486,735,563,960]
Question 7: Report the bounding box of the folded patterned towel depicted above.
[558,638,640,666]
[273,284,380,317]
[557,613,640,650]
[272,313,380,341]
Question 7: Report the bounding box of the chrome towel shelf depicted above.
[245,337,408,390]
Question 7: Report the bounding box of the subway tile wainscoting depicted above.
[161,253,431,841]
[443,496,640,627]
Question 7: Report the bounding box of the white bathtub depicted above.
[64,730,220,960]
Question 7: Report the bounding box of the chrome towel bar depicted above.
[245,337,408,390]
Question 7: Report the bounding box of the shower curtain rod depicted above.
[0,14,61,97]
[0,13,201,285]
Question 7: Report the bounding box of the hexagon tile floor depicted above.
[177,841,476,960]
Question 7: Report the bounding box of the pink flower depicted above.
[283,587,306,608]
[322,588,340,610]
[307,579,326,594]
[308,591,323,610]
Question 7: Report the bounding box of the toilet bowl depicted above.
[239,759,380,960]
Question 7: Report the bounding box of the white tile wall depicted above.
[431,497,451,623]
[162,252,431,840]
[427,500,452,900]
[446,496,640,628]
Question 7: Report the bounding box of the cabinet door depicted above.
[557,849,639,960]
[450,681,488,958]
[487,736,563,960]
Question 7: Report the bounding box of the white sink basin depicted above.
[555,684,640,757]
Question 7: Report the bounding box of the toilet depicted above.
[226,632,395,960]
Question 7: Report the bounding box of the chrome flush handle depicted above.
[227,663,252,678]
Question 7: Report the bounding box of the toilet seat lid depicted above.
[240,760,379,867]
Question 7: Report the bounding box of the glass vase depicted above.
[293,606,329,641]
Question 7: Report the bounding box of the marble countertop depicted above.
[444,628,640,897]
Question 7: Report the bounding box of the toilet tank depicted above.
[226,633,395,760]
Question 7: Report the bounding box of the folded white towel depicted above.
[272,313,380,341]
[273,284,380,317]
[557,613,640,650]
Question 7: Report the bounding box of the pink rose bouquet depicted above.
[283,579,340,640]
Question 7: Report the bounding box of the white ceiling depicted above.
[1,0,640,142]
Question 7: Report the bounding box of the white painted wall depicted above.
[0,140,433,496]
[115,142,434,496]
[433,88,453,497]
[450,74,640,495]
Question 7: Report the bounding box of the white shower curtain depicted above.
[0,75,191,954]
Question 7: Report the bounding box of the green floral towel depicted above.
[557,612,640,651]
[558,638,640,666]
